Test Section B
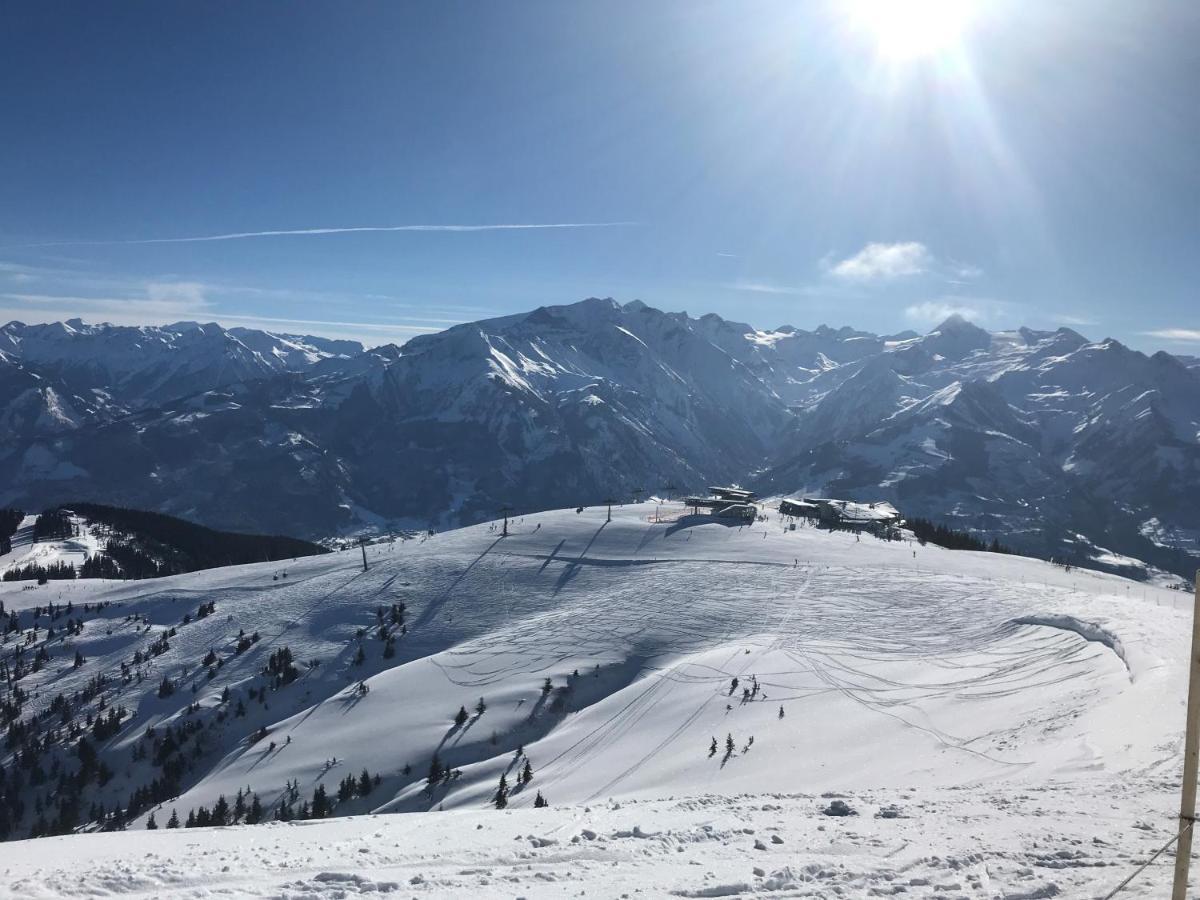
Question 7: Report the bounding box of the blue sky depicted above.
[1,1,1197,350]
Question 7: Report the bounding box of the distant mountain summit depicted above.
[0,303,1196,578]
[0,318,361,412]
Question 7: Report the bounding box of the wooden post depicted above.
[1172,570,1200,900]
[359,537,368,572]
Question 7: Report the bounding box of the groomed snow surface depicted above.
[1,503,1194,898]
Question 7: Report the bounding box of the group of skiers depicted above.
[729,674,766,702]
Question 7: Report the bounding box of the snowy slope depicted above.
[0,512,104,576]
[0,503,1193,896]
[5,784,1187,899]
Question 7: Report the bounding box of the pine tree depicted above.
[358,769,372,796]
[454,706,469,727]
[427,755,443,788]
[521,760,533,785]
[185,809,196,828]
[533,791,547,808]
[74,650,84,669]
[311,784,330,818]
[493,774,509,809]
[709,737,718,757]
[475,696,487,716]
[166,808,179,829]
[725,733,735,755]
[146,811,157,829]
[778,705,785,719]
[247,794,263,825]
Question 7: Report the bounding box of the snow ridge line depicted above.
[1011,614,1128,671]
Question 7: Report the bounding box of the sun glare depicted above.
[845,0,973,61]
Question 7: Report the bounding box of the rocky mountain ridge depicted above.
[1,302,1196,578]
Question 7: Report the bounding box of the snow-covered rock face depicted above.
[759,321,1200,579]
[0,319,361,407]
[0,302,1197,579]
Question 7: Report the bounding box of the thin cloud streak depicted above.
[724,280,805,296]
[1142,328,1200,343]
[213,312,447,334]
[14,222,639,248]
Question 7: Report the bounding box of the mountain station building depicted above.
[682,486,759,521]
[779,497,901,530]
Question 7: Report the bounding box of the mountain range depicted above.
[0,301,1197,579]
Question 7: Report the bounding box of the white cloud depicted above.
[830,241,932,281]
[1141,328,1200,343]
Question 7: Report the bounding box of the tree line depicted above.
[3,503,329,582]
[906,517,1013,554]
[0,508,22,555]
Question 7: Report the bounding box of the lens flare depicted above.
[845,0,974,61]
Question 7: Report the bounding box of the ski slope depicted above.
[0,512,104,576]
[1,502,1194,897]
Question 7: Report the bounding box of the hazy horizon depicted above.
[4,299,1196,361]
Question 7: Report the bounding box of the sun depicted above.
[844,0,974,61]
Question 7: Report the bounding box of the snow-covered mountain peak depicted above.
[1,301,1196,581]
[932,312,974,330]
[921,314,992,359]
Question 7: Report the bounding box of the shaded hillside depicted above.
[10,503,329,581]
[67,503,328,578]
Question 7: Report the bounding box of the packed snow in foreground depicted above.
[0,502,1193,898]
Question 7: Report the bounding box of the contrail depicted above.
[16,222,638,248]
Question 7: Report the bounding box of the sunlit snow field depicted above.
[1,502,1192,898]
